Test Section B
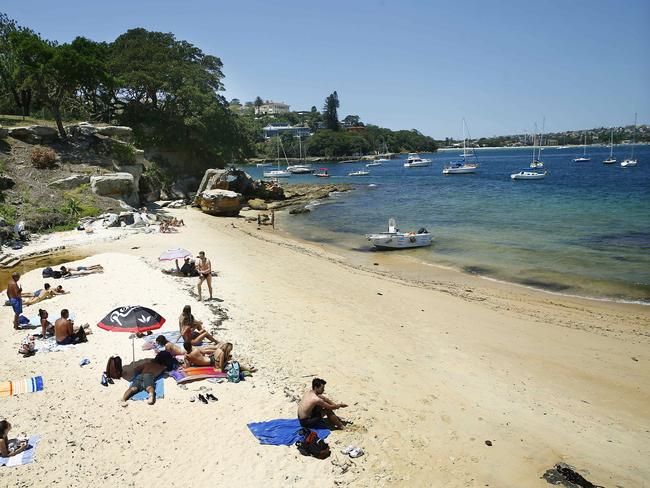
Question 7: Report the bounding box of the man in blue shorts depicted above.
[7,273,22,330]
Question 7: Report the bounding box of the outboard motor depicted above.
[417,228,428,234]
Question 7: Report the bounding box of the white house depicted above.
[256,101,290,115]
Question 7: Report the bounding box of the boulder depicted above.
[115,164,143,194]
[96,125,133,140]
[139,173,161,203]
[103,213,120,228]
[289,206,311,215]
[90,173,139,207]
[194,168,255,200]
[66,122,98,138]
[118,212,135,225]
[251,179,286,200]
[49,174,90,190]
[0,127,8,138]
[8,125,58,144]
[196,189,242,216]
[247,198,268,210]
[0,174,15,190]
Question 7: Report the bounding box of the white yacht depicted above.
[366,218,432,249]
[621,113,638,167]
[366,161,383,167]
[286,164,313,174]
[511,170,547,180]
[348,170,370,176]
[403,153,431,167]
[603,127,616,164]
[573,130,591,162]
[256,162,272,167]
[443,162,478,174]
[264,136,292,178]
[530,119,545,168]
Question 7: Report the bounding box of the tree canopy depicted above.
[323,91,340,131]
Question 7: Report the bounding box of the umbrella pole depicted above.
[132,336,135,362]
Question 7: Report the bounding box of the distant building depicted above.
[256,101,290,115]
[262,124,312,139]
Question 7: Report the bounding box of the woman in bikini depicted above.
[0,420,29,458]
[178,305,219,346]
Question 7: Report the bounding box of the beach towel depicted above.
[0,435,41,467]
[129,375,165,401]
[141,331,203,351]
[247,419,330,446]
[34,336,75,353]
[0,376,44,398]
[169,367,227,384]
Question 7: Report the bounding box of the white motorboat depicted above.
[573,130,591,162]
[443,162,478,174]
[256,163,272,167]
[374,158,391,162]
[366,218,432,250]
[286,164,313,174]
[603,128,616,164]
[366,161,382,167]
[348,170,370,176]
[403,153,431,167]
[314,168,329,177]
[511,170,547,180]
[620,113,638,168]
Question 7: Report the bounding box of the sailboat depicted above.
[530,119,545,168]
[621,113,638,167]
[287,136,312,174]
[603,127,616,164]
[573,130,591,162]
[443,119,479,174]
[263,136,291,178]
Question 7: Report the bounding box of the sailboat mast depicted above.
[583,131,587,156]
[538,117,545,161]
[631,112,637,159]
[462,118,466,160]
[609,127,614,158]
[531,123,538,164]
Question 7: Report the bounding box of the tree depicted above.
[323,91,340,131]
[342,114,360,126]
[254,96,263,112]
[0,13,34,117]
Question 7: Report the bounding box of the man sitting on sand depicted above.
[55,309,87,345]
[162,258,198,277]
[24,284,67,306]
[179,305,219,345]
[121,354,168,406]
[60,265,103,277]
[297,378,347,429]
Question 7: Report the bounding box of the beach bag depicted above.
[296,429,330,459]
[226,361,241,383]
[42,267,53,278]
[106,356,123,379]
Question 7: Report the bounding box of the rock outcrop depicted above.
[246,198,268,210]
[90,173,139,207]
[49,174,90,190]
[96,126,133,141]
[8,125,59,144]
[196,189,242,216]
[0,174,15,190]
[194,168,285,204]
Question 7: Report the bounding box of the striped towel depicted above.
[0,435,41,467]
[0,376,44,398]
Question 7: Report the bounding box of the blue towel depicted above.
[247,418,330,446]
[0,435,41,467]
[129,375,165,401]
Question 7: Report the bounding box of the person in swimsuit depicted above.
[156,335,219,356]
[7,273,22,330]
[196,251,213,301]
[24,284,67,306]
[178,305,219,345]
[60,265,103,277]
[182,341,256,372]
[121,355,168,405]
[54,309,87,345]
[297,378,347,429]
[38,309,54,337]
[0,420,29,458]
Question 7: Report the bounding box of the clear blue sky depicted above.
[3,0,649,138]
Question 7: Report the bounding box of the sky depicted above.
[2,0,649,138]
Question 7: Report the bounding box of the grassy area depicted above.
[0,114,83,128]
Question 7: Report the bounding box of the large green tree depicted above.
[0,13,34,117]
[323,91,340,131]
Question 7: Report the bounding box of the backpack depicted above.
[226,361,241,383]
[296,428,330,459]
[105,356,123,379]
[42,267,53,278]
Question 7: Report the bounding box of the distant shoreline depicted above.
[438,142,649,151]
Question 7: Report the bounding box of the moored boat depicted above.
[403,153,431,167]
[348,170,370,176]
[314,168,329,177]
[443,162,478,174]
[620,113,638,168]
[366,218,432,249]
[603,128,616,164]
[263,169,291,178]
[286,164,313,174]
[511,170,547,180]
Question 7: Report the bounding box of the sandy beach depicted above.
[1,207,649,487]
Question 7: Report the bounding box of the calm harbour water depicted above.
[245,145,650,303]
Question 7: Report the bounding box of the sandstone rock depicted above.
[118,212,135,225]
[8,125,58,144]
[0,127,8,138]
[196,189,242,216]
[49,174,90,190]
[0,174,15,190]
[247,198,268,210]
[195,168,255,199]
[251,179,285,200]
[90,173,139,207]
[96,125,133,140]
[66,122,98,137]
[289,206,311,215]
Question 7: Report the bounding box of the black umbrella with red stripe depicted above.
[98,306,166,361]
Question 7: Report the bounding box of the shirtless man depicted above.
[60,265,103,277]
[178,305,219,345]
[196,251,213,301]
[7,273,22,330]
[54,309,87,345]
[24,284,66,306]
[121,356,167,405]
[297,378,347,429]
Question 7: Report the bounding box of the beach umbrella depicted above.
[98,306,166,361]
[158,248,192,261]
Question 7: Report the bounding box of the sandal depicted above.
[206,393,218,402]
[349,447,364,458]
[341,445,354,455]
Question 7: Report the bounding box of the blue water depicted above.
[245,145,650,302]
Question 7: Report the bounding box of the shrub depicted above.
[30,146,57,169]
[112,141,136,164]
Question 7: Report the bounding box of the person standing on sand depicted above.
[297,378,347,429]
[7,273,22,330]
[196,251,213,301]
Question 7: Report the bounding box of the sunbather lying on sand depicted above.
[170,217,185,227]
[24,284,67,306]
[182,341,256,372]
[121,355,168,406]
[60,265,103,277]
[155,335,219,356]
[297,378,347,429]
[179,305,219,345]
[54,309,88,345]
